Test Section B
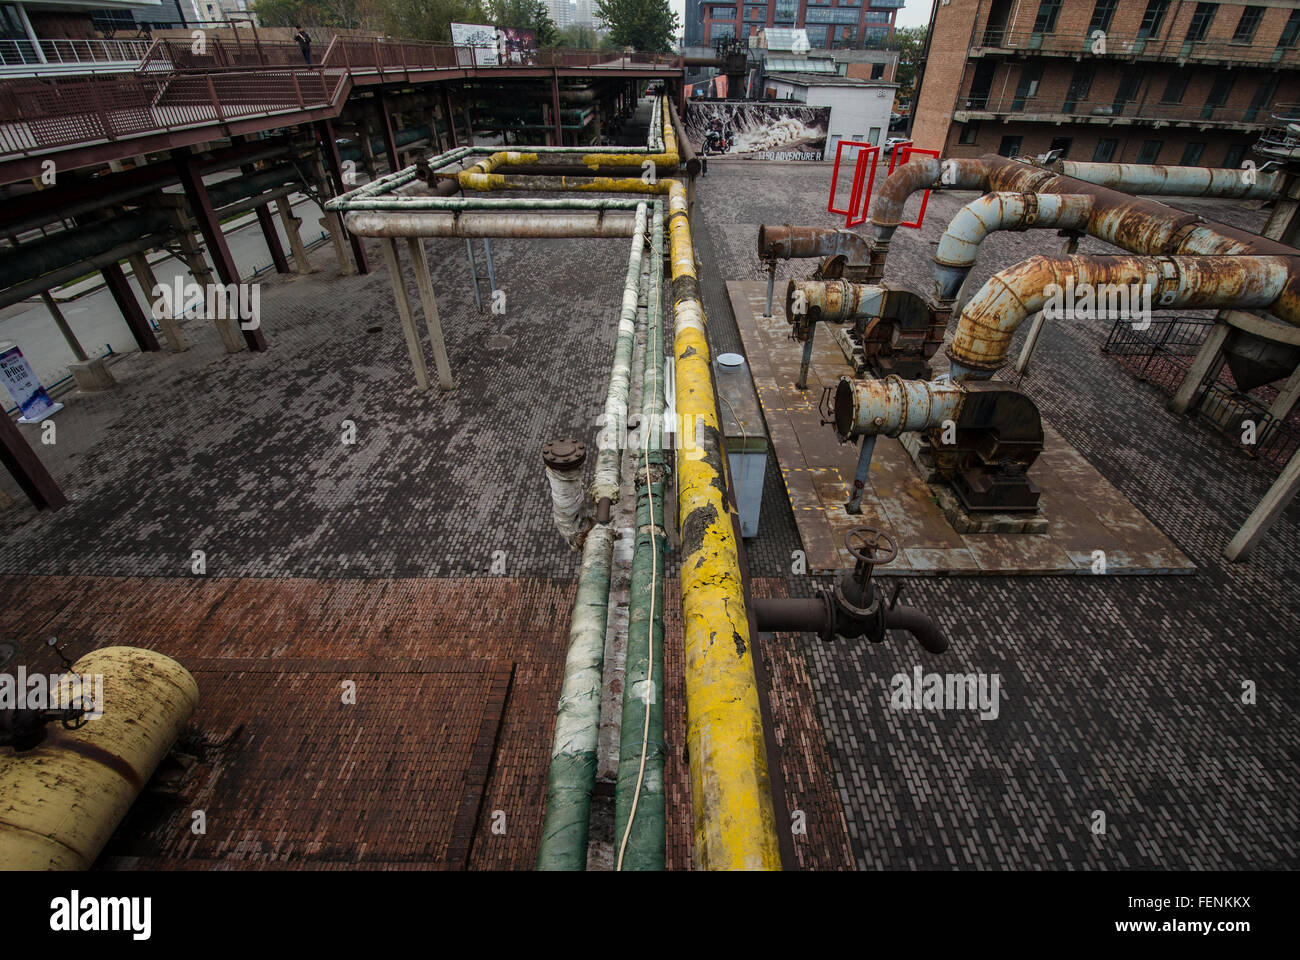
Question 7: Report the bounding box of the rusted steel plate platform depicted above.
[728,280,1195,576]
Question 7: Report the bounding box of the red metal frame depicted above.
[827,140,879,228]
[888,143,940,229]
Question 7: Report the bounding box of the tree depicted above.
[251,0,376,29]
[879,25,926,100]
[489,0,556,46]
[594,0,678,53]
[555,24,600,49]
[383,0,488,42]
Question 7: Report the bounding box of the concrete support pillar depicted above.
[407,237,456,390]
[40,292,87,362]
[1268,362,1300,421]
[315,118,370,276]
[101,261,160,353]
[0,413,65,511]
[128,252,189,352]
[276,196,314,275]
[321,210,353,275]
[1225,448,1300,561]
[68,356,117,391]
[171,146,266,351]
[379,239,430,392]
[1169,318,1232,415]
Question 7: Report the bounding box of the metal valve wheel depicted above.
[845,526,898,567]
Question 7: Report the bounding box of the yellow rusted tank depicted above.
[0,646,198,870]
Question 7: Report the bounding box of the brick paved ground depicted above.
[693,159,1299,870]
[4,153,1296,871]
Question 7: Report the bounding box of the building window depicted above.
[1160,70,1189,104]
[1233,7,1264,44]
[1137,139,1163,164]
[1088,0,1118,36]
[1185,2,1216,43]
[1180,142,1205,166]
[1093,138,1119,162]
[959,122,980,145]
[1206,75,1234,110]
[711,6,738,17]
[774,0,797,20]
[870,62,884,79]
[1049,136,1072,158]
[1280,9,1300,48]
[1246,76,1278,122]
[1063,65,1094,114]
[1012,64,1043,110]
[806,24,829,46]
[1224,143,1248,168]
[1137,0,1169,40]
[998,135,1023,157]
[1032,0,1063,34]
[709,23,736,42]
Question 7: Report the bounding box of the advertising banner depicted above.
[684,101,830,161]
[451,22,498,65]
[0,342,61,422]
[499,27,537,64]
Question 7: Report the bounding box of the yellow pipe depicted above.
[439,98,781,869]
[457,151,540,188]
[0,646,199,870]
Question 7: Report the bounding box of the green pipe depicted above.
[614,199,667,870]
[537,202,650,871]
[537,522,616,871]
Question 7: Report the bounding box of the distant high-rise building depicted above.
[685,0,706,45]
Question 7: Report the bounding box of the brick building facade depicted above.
[912,0,1300,166]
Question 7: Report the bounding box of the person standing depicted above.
[294,26,311,65]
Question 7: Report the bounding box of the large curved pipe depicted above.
[948,254,1300,378]
[833,374,966,440]
[1054,160,1283,200]
[933,192,1094,301]
[868,156,989,233]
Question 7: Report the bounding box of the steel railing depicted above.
[975,26,1300,68]
[0,37,153,68]
[959,92,1277,125]
[0,34,682,160]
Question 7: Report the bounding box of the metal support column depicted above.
[442,86,459,149]
[551,69,564,147]
[376,89,400,173]
[762,258,776,318]
[845,435,877,515]
[1226,448,1300,561]
[100,261,160,353]
[314,119,370,276]
[171,146,267,350]
[0,414,65,510]
[40,292,86,362]
[796,323,816,391]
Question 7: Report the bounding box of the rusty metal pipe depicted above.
[1054,161,1282,200]
[980,155,1300,260]
[786,278,885,323]
[869,156,989,233]
[833,374,966,441]
[934,193,1094,302]
[949,254,1300,379]
[757,225,873,262]
[343,210,640,238]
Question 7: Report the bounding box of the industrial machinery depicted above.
[0,639,91,752]
[751,528,947,654]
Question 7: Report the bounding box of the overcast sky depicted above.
[671,0,933,35]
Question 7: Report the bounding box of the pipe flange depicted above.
[543,438,586,470]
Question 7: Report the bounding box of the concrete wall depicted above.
[768,78,894,151]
